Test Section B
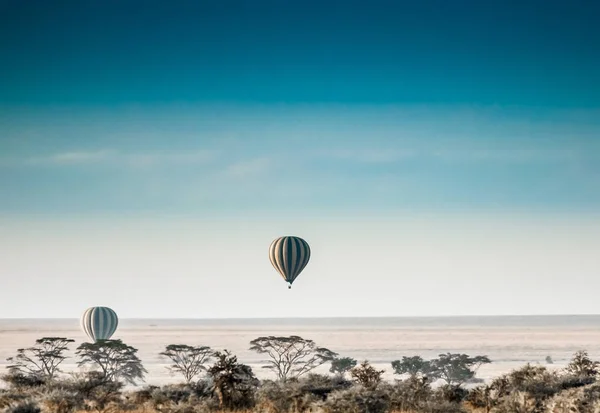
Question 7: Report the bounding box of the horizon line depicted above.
[2,314,600,320]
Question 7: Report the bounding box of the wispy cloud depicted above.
[320,145,589,165]
[124,150,217,168]
[431,147,583,163]
[324,148,417,163]
[23,150,115,166]
[2,149,218,168]
[223,157,272,178]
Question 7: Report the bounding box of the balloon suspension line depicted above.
[288,283,292,289]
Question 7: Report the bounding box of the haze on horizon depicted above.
[1,0,599,319]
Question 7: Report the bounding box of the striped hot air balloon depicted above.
[80,306,119,342]
[269,236,311,289]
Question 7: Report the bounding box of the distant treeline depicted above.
[1,335,598,413]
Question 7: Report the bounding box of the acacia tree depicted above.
[391,356,435,379]
[249,335,338,382]
[430,353,491,387]
[6,337,75,380]
[330,357,357,377]
[76,339,147,385]
[160,344,213,384]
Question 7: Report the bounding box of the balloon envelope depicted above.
[269,236,311,288]
[81,306,118,342]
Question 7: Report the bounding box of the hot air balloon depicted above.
[269,236,311,289]
[81,306,119,342]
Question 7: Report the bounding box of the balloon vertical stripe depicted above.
[81,306,118,342]
[269,236,311,287]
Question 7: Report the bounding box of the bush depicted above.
[0,391,31,410]
[255,374,352,413]
[58,372,123,409]
[1,372,46,389]
[434,384,469,403]
[3,401,41,413]
[465,385,491,410]
[386,377,433,412]
[298,374,353,399]
[129,385,159,404]
[38,388,83,413]
[350,361,385,390]
[208,350,258,410]
[417,400,468,413]
[492,390,539,413]
[321,387,389,413]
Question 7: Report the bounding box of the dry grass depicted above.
[70,409,493,413]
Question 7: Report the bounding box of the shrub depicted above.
[59,371,123,409]
[567,350,599,378]
[208,350,258,410]
[417,400,468,413]
[321,387,389,413]
[3,401,41,413]
[298,373,353,399]
[465,385,491,411]
[350,361,385,390]
[386,376,432,412]
[491,390,539,413]
[38,388,83,413]
[0,391,31,410]
[1,372,46,389]
[256,374,352,412]
[434,383,469,403]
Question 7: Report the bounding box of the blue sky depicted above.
[1,0,599,106]
[1,0,599,317]
[1,104,599,215]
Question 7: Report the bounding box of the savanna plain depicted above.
[2,316,600,413]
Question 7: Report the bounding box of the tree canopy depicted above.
[6,337,75,380]
[249,335,337,381]
[76,339,147,385]
[160,344,213,384]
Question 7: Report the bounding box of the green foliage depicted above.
[470,358,600,413]
[391,353,490,388]
[6,337,75,380]
[350,361,385,390]
[436,383,469,403]
[256,373,352,412]
[64,371,124,399]
[38,388,83,413]
[321,387,390,413]
[249,335,338,381]
[76,339,147,385]
[138,381,213,410]
[6,338,600,413]
[386,376,433,411]
[391,356,434,379]
[3,401,41,413]
[330,357,357,376]
[208,350,258,410]
[160,344,213,384]
[567,350,599,378]
[0,391,31,410]
[0,372,46,389]
[429,353,491,387]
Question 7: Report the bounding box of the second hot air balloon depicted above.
[81,306,119,342]
[269,236,311,289]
